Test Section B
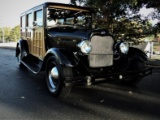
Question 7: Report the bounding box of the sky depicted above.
[0,0,158,28]
[139,7,159,25]
[139,7,154,17]
[0,0,70,28]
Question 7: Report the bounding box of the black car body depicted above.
[16,2,152,97]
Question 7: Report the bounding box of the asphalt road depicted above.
[0,48,160,120]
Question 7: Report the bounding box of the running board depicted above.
[21,55,42,74]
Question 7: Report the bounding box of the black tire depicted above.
[45,56,72,97]
[122,59,145,85]
[17,45,25,69]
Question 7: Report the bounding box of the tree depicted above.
[70,0,159,42]
[10,25,20,42]
[0,25,20,42]
[0,27,11,42]
[70,0,148,31]
[70,0,85,6]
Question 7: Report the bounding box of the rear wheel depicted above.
[46,56,72,97]
[17,45,25,69]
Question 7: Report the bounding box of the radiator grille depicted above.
[89,35,114,68]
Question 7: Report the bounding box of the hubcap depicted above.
[48,67,59,92]
[17,50,21,65]
[17,46,21,64]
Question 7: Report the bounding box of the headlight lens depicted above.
[119,42,129,54]
[78,41,92,54]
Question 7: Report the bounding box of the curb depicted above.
[0,46,16,50]
[146,59,160,68]
[0,42,16,50]
[146,64,160,69]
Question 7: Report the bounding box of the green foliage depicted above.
[0,25,20,43]
[70,0,160,43]
[10,25,20,42]
[70,0,86,6]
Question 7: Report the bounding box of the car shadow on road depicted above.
[1,66,160,119]
[17,68,160,119]
[60,76,160,119]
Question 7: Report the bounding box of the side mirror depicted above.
[33,21,38,26]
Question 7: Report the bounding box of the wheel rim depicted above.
[17,53,21,64]
[17,46,21,65]
[48,66,59,92]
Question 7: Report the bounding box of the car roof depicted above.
[20,2,94,16]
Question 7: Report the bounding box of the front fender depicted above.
[42,48,78,70]
[127,47,148,61]
[114,47,148,72]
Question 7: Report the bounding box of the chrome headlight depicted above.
[78,41,92,54]
[119,42,129,54]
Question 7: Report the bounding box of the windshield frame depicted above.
[46,6,93,29]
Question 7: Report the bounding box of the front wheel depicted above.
[122,59,145,84]
[46,56,72,97]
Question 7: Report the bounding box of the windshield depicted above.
[47,7,92,29]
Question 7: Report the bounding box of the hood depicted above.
[47,26,92,42]
[46,26,111,51]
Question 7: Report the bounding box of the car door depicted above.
[26,12,33,55]
[32,8,46,59]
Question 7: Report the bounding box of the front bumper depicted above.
[64,67,152,86]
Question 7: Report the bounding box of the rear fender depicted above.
[15,39,29,58]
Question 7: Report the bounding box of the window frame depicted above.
[34,9,43,27]
[26,12,33,27]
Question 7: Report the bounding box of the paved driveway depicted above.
[0,48,160,120]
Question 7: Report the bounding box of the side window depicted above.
[34,10,43,26]
[21,16,26,28]
[27,13,33,27]
[21,16,25,32]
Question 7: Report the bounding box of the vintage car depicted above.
[16,2,152,97]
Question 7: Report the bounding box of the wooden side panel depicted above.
[32,28,45,59]
[21,32,26,40]
[26,31,32,53]
[20,6,46,60]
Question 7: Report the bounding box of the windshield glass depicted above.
[47,7,92,29]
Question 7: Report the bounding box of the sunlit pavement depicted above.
[0,42,16,49]
[0,48,160,120]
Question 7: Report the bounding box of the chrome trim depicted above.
[51,67,59,79]
[48,67,59,92]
